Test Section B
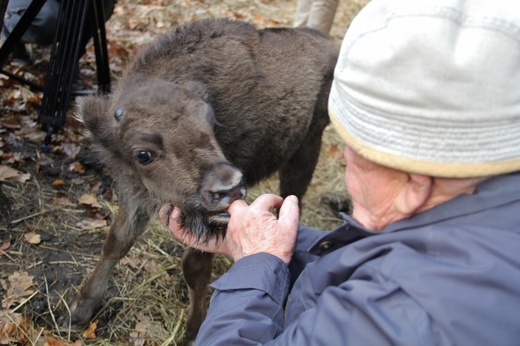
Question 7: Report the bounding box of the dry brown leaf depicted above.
[67,161,85,175]
[78,193,102,209]
[90,181,103,191]
[51,196,74,206]
[0,151,24,164]
[0,311,28,344]
[43,335,82,346]
[130,313,167,346]
[44,336,64,346]
[0,241,10,256]
[228,10,246,19]
[61,143,81,159]
[120,256,137,268]
[253,12,266,24]
[82,320,97,339]
[144,259,158,273]
[24,232,41,245]
[1,115,22,129]
[1,271,34,309]
[75,219,107,230]
[326,144,344,160]
[51,179,65,186]
[0,165,23,182]
[15,172,31,183]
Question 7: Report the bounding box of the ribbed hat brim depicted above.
[329,96,520,178]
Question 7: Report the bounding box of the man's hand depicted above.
[159,194,300,265]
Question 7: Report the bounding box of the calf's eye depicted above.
[133,150,156,165]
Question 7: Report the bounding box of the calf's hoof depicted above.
[59,295,101,330]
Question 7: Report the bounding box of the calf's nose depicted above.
[202,163,246,208]
[209,183,245,204]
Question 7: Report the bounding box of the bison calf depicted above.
[69,18,338,343]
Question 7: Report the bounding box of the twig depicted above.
[26,261,43,270]
[10,207,62,225]
[10,290,38,313]
[43,275,61,334]
[130,264,179,293]
[146,238,170,257]
[161,309,184,346]
[2,310,34,345]
[0,248,17,261]
[57,291,73,341]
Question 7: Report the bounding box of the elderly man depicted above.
[161,0,520,344]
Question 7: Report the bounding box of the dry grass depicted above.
[0,0,369,344]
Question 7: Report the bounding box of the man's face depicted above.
[343,145,407,230]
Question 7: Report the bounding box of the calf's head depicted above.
[79,80,245,240]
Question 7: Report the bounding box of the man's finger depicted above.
[278,195,300,231]
[159,204,173,226]
[249,194,284,211]
[227,198,249,214]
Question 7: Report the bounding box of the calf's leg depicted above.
[65,204,150,328]
[279,80,332,200]
[181,247,214,344]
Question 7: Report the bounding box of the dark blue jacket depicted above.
[196,173,520,345]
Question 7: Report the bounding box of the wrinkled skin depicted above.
[66,18,338,344]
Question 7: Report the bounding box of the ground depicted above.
[0,0,367,344]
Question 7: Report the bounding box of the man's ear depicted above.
[395,174,433,215]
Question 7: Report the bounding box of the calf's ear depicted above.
[76,95,114,146]
[184,81,216,127]
[201,102,216,127]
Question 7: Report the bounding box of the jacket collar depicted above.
[309,172,520,254]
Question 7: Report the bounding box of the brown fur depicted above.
[68,18,338,343]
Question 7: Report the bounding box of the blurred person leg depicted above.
[294,0,339,34]
[307,0,338,34]
[2,0,59,46]
[294,0,312,28]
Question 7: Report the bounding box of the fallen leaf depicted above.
[62,143,81,159]
[90,181,103,192]
[15,172,31,183]
[0,152,24,164]
[129,313,167,346]
[78,193,102,209]
[326,144,344,160]
[76,219,107,230]
[44,336,66,346]
[82,321,97,339]
[51,196,74,206]
[229,10,246,19]
[0,165,25,182]
[86,208,111,220]
[51,179,65,186]
[0,311,28,344]
[0,241,10,256]
[1,116,22,129]
[2,271,35,309]
[68,161,85,175]
[24,232,41,245]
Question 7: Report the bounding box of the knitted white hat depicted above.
[329,0,520,178]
